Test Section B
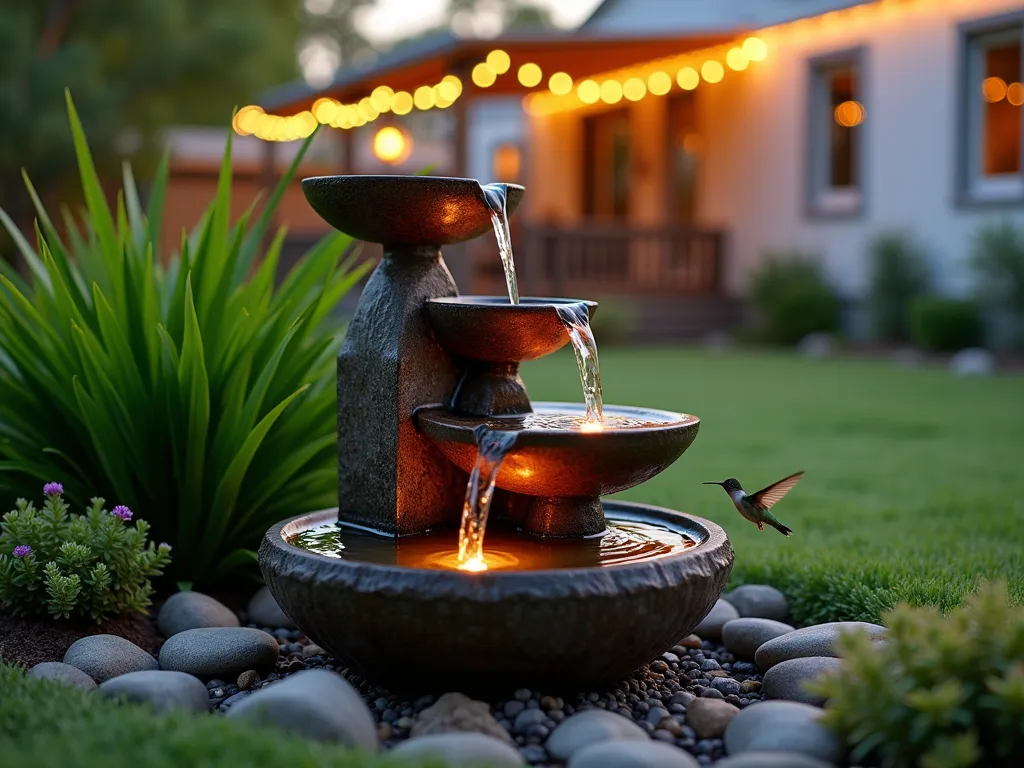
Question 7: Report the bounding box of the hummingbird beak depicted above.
[702,481,724,486]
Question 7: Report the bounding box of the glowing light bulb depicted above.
[600,79,623,104]
[726,47,749,71]
[414,85,436,110]
[433,83,454,108]
[648,71,672,96]
[486,49,511,75]
[982,76,1008,103]
[743,37,767,62]
[579,421,604,433]
[577,79,600,104]
[295,110,317,138]
[458,555,488,572]
[549,71,573,96]
[371,85,394,112]
[391,91,413,115]
[623,77,646,101]
[677,67,699,90]
[1009,82,1024,107]
[439,75,463,100]
[702,61,724,84]
[233,105,264,135]
[472,62,497,88]
[518,63,542,88]
[834,100,865,127]
[373,126,409,164]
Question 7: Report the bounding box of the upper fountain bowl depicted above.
[301,176,525,246]
[426,296,598,362]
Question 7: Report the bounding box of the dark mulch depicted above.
[0,608,163,668]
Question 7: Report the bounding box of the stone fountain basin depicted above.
[259,501,734,690]
[426,296,598,362]
[416,402,699,498]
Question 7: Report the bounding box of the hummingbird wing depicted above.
[748,471,804,510]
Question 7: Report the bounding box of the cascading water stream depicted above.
[555,302,604,426]
[480,183,519,305]
[457,426,518,572]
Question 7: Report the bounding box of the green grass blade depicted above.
[176,275,210,549]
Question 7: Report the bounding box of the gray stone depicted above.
[692,599,739,642]
[569,740,701,768]
[225,669,377,748]
[63,634,158,683]
[547,709,649,761]
[762,657,842,706]
[715,752,837,768]
[392,733,524,767]
[723,585,790,621]
[157,591,239,637]
[950,348,995,377]
[26,661,97,691]
[722,619,794,661]
[247,586,295,629]
[685,697,739,739]
[755,622,887,670]
[159,627,278,680]
[798,333,834,359]
[97,670,209,713]
[412,692,512,743]
[724,701,842,763]
[302,643,326,658]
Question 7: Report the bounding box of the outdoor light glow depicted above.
[701,61,724,83]
[677,67,699,90]
[518,63,543,88]
[834,100,865,127]
[578,421,604,433]
[458,554,488,572]
[371,85,394,112]
[414,85,435,109]
[742,37,767,62]
[982,76,1008,103]
[373,126,410,164]
[600,79,623,104]
[493,143,521,180]
[648,71,672,96]
[577,79,600,104]
[1008,82,1024,107]
[233,105,264,135]
[726,47,749,71]
[549,71,573,95]
[295,111,317,138]
[441,74,464,100]
[391,91,414,115]
[486,49,511,74]
[683,132,704,155]
[472,62,497,88]
[623,77,646,101]
[357,97,379,121]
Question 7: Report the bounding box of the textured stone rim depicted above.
[427,296,599,312]
[262,501,731,600]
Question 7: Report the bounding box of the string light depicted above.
[648,71,672,96]
[549,72,573,96]
[1008,82,1024,107]
[726,47,749,71]
[472,63,497,88]
[413,85,435,109]
[518,63,542,88]
[392,91,413,115]
[577,79,600,104]
[834,100,865,127]
[742,37,767,62]
[623,77,646,101]
[486,49,511,75]
[677,67,699,90]
[982,76,1007,103]
[701,61,724,84]
[599,79,623,104]
[370,85,394,112]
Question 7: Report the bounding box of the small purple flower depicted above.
[159,542,172,551]
[43,482,64,497]
[13,545,31,558]
[111,505,133,521]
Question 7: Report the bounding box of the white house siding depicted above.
[699,0,1024,304]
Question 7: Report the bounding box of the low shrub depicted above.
[910,298,982,352]
[970,220,1024,349]
[0,483,170,621]
[0,94,370,584]
[808,581,1024,768]
[750,253,840,345]
[589,298,635,346]
[867,231,931,343]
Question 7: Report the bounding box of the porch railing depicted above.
[471,224,726,297]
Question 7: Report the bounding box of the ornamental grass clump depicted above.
[807,581,1024,768]
[0,483,171,621]
[0,93,370,583]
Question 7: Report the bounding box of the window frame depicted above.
[804,46,869,221]
[956,11,1024,208]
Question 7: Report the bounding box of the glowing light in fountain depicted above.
[458,426,518,572]
[555,302,604,425]
[480,183,519,305]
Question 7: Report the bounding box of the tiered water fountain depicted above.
[259,175,733,690]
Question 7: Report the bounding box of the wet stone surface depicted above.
[218,622,767,765]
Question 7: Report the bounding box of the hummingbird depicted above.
[703,472,804,537]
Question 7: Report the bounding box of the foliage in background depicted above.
[808,582,1024,768]
[910,298,982,352]
[750,253,840,345]
[0,95,370,584]
[970,220,1024,350]
[0,664,420,768]
[0,484,169,621]
[867,231,931,344]
[589,298,635,346]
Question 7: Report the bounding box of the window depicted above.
[961,20,1024,202]
[668,92,701,223]
[807,52,865,217]
[583,109,631,220]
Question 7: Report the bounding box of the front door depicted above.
[667,91,701,223]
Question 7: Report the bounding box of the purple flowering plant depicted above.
[0,484,171,621]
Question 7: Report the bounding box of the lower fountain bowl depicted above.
[259,501,734,692]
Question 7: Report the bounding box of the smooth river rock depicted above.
[26,661,97,691]
[724,701,842,763]
[715,752,838,768]
[159,627,278,680]
[722,619,794,661]
[247,586,296,629]
[755,622,887,670]
[762,657,842,706]
[98,670,209,713]
[63,635,158,683]
[692,599,739,642]
[226,669,377,749]
[157,591,239,637]
[685,697,739,739]
[722,585,790,621]
[569,740,700,768]
[547,709,649,761]
[392,733,524,767]
[411,692,512,743]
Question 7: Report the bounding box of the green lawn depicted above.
[520,347,1024,625]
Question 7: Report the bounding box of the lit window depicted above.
[961,22,1023,202]
[493,143,521,181]
[807,52,865,217]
